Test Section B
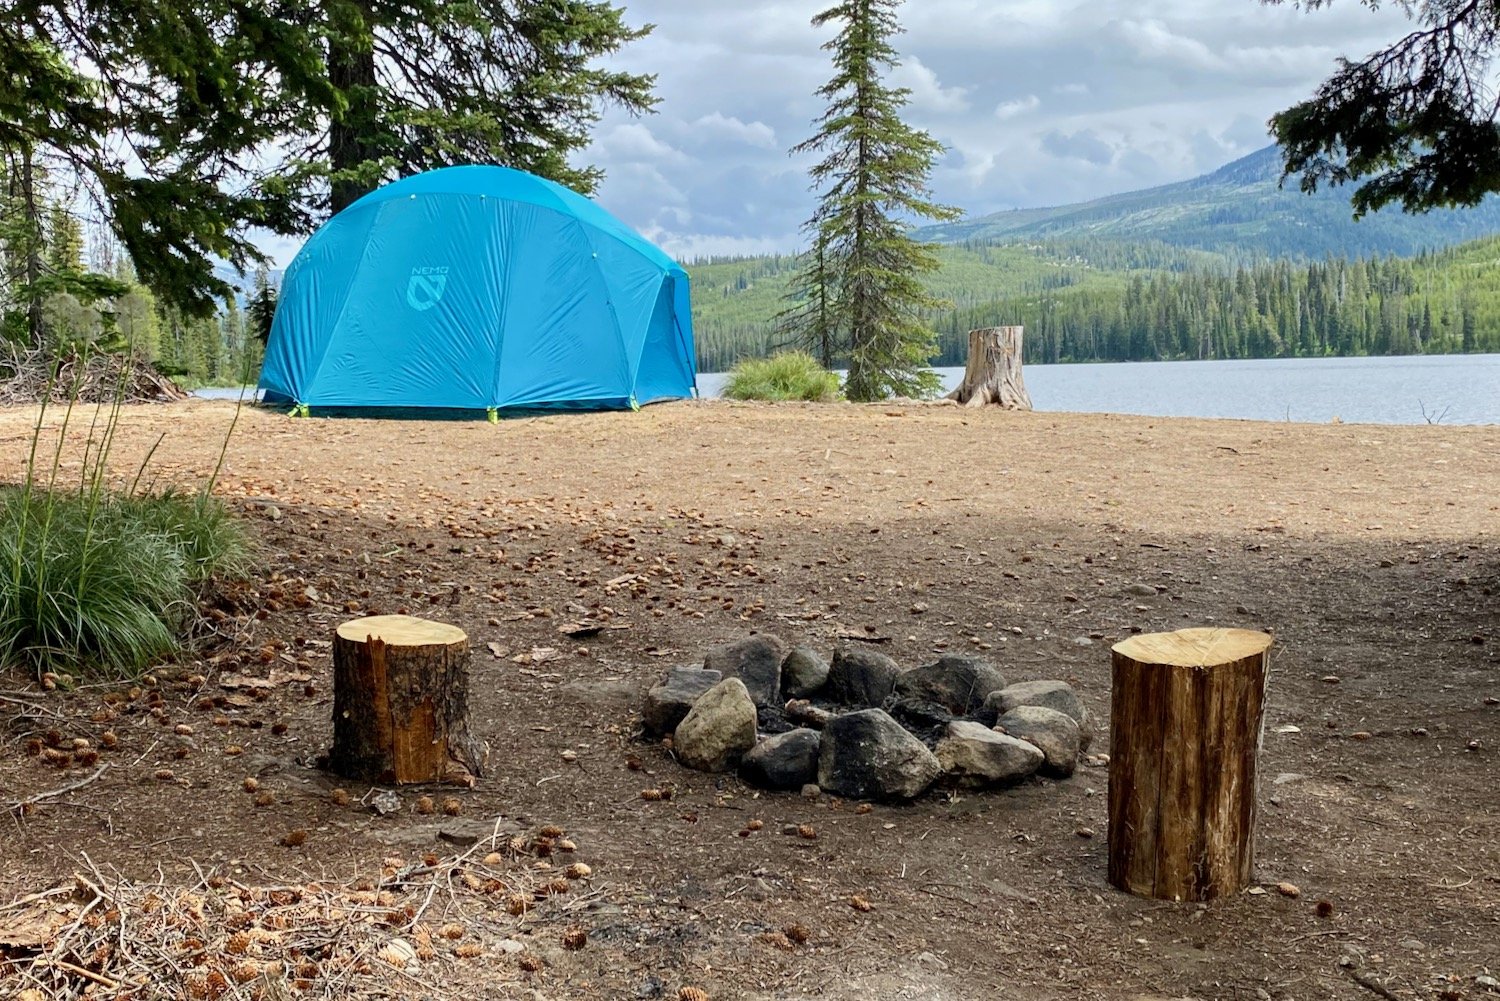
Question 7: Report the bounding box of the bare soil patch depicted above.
[1,400,1497,1000]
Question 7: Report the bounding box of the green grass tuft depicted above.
[722,351,842,402]
[0,486,251,677]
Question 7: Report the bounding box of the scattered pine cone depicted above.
[565,863,592,880]
[783,923,811,945]
[454,942,483,959]
[506,894,531,916]
[679,988,709,1001]
[850,895,873,912]
[254,791,275,807]
[280,829,308,847]
[518,953,543,973]
[415,796,435,815]
[441,798,462,816]
[561,926,587,950]
[797,824,817,840]
[330,788,351,806]
[242,778,259,793]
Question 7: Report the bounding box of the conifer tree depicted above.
[316,0,657,212]
[788,0,959,401]
[245,267,279,347]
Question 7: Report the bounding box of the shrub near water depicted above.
[0,486,251,677]
[723,351,842,402]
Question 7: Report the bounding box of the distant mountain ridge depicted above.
[916,145,1500,259]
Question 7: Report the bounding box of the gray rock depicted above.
[982,680,1096,752]
[781,646,830,699]
[824,645,902,707]
[985,680,1085,726]
[817,708,942,801]
[893,655,1008,715]
[996,705,1081,778]
[740,728,821,790]
[704,635,787,707]
[643,667,723,735]
[1124,583,1158,597]
[674,678,758,772]
[935,721,1044,788]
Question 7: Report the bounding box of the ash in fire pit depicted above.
[642,634,1094,802]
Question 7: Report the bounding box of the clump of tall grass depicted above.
[1,346,252,679]
[722,351,842,402]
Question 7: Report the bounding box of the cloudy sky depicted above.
[575,0,1413,261]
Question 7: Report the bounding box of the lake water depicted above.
[697,354,1500,426]
[199,354,1500,426]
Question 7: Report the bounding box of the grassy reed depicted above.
[722,351,842,402]
[0,347,251,679]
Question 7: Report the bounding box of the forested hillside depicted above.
[692,236,1500,371]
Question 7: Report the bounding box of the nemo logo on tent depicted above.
[407,267,450,311]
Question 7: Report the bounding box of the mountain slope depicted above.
[916,146,1500,258]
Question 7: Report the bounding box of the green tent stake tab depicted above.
[487,408,499,424]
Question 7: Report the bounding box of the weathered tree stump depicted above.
[945,326,1033,409]
[329,615,483,786]
[1108,627,1273,901]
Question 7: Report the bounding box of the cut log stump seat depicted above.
[1108,627,1273,901]
[329,615,483,786]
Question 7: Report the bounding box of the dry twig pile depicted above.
[0,823,596,1000]
[0,346,188,406]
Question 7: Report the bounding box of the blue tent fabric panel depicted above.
[634,277,696,405]
[492,205,631,407]
[258,165,696,414]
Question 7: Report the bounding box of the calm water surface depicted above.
[697,354,1500,426]
[201,355,1499,425]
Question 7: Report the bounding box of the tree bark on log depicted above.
[329,615,483,786]
[945,326,1032,409]
[1108,627,1273,901]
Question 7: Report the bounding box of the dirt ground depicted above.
[1,399,1497,1001]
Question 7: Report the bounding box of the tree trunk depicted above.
[1108,627,1272,901]
[946,327,1032,409]
[327,0,379,216]
[329,615,483,785]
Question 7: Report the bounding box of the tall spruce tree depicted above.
[788,0,959,401]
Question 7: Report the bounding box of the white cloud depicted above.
[691,112,778,149]
[995,95,1041,120]
[890,56,972,115]
[595,122,690,165]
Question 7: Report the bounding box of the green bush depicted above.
[722,351,842,402]
[0,486,251,677]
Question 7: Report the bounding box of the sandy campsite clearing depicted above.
[1,398,1497,1001]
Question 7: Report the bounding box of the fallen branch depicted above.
[5,764,109,816]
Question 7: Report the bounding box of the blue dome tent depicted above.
[259,166,696,415]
